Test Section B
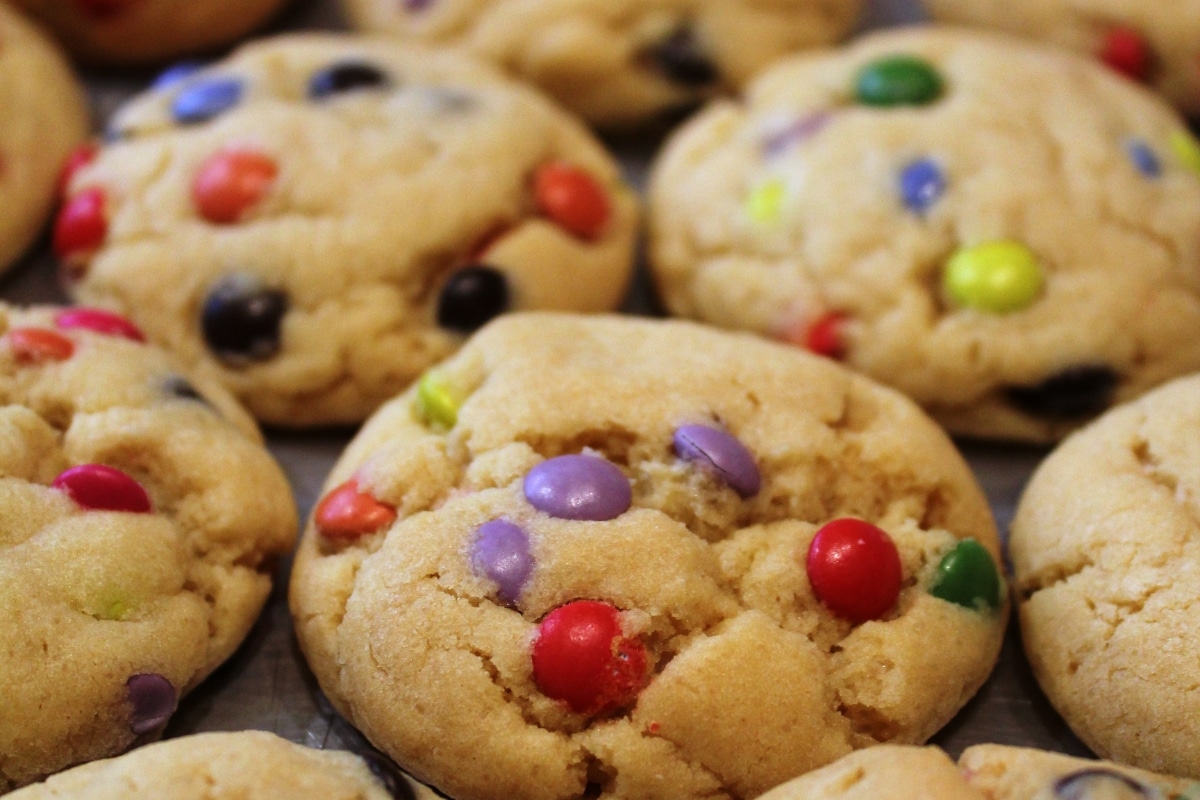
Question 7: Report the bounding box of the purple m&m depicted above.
[470,520,534,605]
[126,673,177,734]
[523,454,631,521]
[672,424,761,498]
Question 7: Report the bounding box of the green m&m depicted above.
[929,538,1002,612]
[943,240,1044,314]
[855,55,944,107]
[415,370,462,431]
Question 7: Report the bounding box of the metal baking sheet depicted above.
[3,0,1098,794]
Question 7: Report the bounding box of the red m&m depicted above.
[54,187,108,260]
[314,479,397,541]
[192,149,278,224]
[57,143,98,198]
[806,518,902,623]
[55,308,145,342]
[7,328,74,364]
[53,464,152,513]
[1099,27,1152,83]
[533,163,611,241]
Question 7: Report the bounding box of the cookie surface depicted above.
[9,0,286,64]
[648,26,1200,442]
[341,0,863,128]
[0,303,297,790]
[7,731,415,799]
[1010,373,1200,777]
[756,745,983,800]
[290,313,1007,800]
[0,4,88,273]
[58,34,639,426]
[923,0,1200,117]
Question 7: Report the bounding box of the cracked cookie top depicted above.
[341,0,864,128]
[648,26,1200,442]
[0,303,297,791]
[290,313,1006,800]
[56,34,639,426]
[1011,372,1200,777]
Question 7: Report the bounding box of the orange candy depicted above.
[533,163,611,241]
[7,328,75,364]
[192,149,278,224]
[314,479,397,541]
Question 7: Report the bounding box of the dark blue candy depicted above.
[308,61,390,100]
[1006,365,1118,419]
[649,26,718,87]
[153,60,203,90]
[171,77,244,125]
[201,275,288,363]
[1126,139,1161,178]
[899,157,945,213]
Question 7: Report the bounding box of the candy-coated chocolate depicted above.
[533,163,611,241]
[7,328,75,363]
[201,275,288,363]
[1054,768,1151,800]
[415,370,461,430]
[648,26,719,87]
[761,113,831,159]
[57,143,98,198]
[436,265,509,333]
[192,149,278,224]
[929,538,1001,612]
[172,77,244,125]
[309,61,390,99]
[745,178,786,225]
[899,157,945,213]
[855,55,943,107]
[53,187,108,259]
[523,454,631,521]
[672,424,760,497]
[126,673,177,734]
[1099,27,1152,83]
[153,60,204,90]
[315,479,397,541]
[806,518,903,622]
[1006,365,1118,419]
[805,312,846,359]
[943,240,1044,314]
[53,464,153,513]
[54,307,145,341]
[1126,139,1161,178]
[470,519,534,605]
[1170,130,1200,175]
[531,600,648,715]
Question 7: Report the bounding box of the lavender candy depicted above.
[470,520,534,605]
[523,455,631,521]
[126,673,177,735]
[1054,768,1151,799]
[673,424,761,498]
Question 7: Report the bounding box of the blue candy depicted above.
[899,157,945,214]
[1126,139,1161,178]
[153,60,203,90]
[171,77,244,125]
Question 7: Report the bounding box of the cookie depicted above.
[647,26,1200,442]
[340,0,864,127]
[1010,373,1200,777]
[56,34,639,427]
[756,745,983,800]
[8,0,287,64]
[0,303,297,791]
[290,313,1007,800]
[0,4,88,274]
[6,730,427,799]
[922,0,1200,117]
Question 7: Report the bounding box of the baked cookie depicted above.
[7,731,428,800]
[756,745,984,800]
[340,0,864,127]
[0,303,297,791]
[923,0,1200,117]
[1010,373,1200,777]
[8,0,287,64]
[290,313,1007,800]
[56,34,639,427]
[0,4,88,274]
[648,26,1200,442]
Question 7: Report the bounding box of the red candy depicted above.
[58,143,99,198]
[1100,27,1152,83]
[53,464,152,513]
[7,328,74,363]
[533,163,611,241]
[531,600,648,715]
[192,149,278,224]
[54,187,108,260]
[55,308,145,342]
[804,312,846,359]
[806,518,902,623]
[314,479,397,541]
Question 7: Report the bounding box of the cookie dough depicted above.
[1011,373,1200,777]
[0,303,297,791]
[0,4,88,274]
[341,0,864,127]
[8,0,287,64]
[923,0,1200,117]
[756,745,984,800]
[58,34,639,426]
[648,26,1200,442]
[290,313,1007,800]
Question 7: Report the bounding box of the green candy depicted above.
[745,178,786,225]
[1170,130,1200,175]
[855,55,944,107]
[943,240,1044,314]
[929,538,1002,612]
[415,370,461,431]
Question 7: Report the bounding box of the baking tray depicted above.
[2,0,1097,794]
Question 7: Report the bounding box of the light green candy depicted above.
[745,178,786,225]
[415,370,461,431]
[943,240,1044,314]
[1170,130,1200,175]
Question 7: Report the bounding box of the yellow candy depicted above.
[1170,130,1200,175]
[745,178,786,225]
[415,370,461,431]
[943,240,1044,314]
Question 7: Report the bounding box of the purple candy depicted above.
[470,519,534,605]
[126,673,177,734]
[761,112,832,159]
[673,424,761,498]
[404,0,433,10]
[523,455,631,521]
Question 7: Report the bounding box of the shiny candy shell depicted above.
[54,187,108,259]
[929,538,1002,612]
[1099,27,1152,83]
[53,464,153,513]
[57,143,98,197]
[415,370,461,431]
[899,157,945,213]
[533,163,611,241]
[54,307,144,341]
[1170,130,1200,175]
[201,275,288,362]
[7,328,74,363]
[172,77,244,125]
[672,424,760,497]
[855,55,944,107]
[523,454,631,521]
[1054,769,1151,800]
[806,518,903,623]
[192,149,278,224]
[126,673,177,734]
[943,240,1044,314]
[314,479,397,541]
[470,519,534,605]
